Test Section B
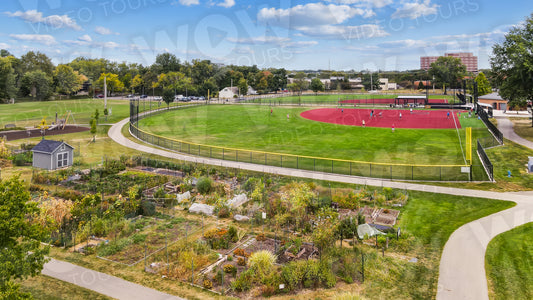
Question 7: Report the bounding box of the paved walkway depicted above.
[107,117,533,300]
[495,116,533,150]
[42,258,183,300]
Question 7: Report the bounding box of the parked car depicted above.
[126,94,134,98]
[96,94,104,98]
[154,96,162,101]
[140,94,148,98]
[198,96,205,101]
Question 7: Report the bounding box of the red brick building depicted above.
[421,52,478,73]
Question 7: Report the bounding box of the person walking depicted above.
[362,120,365,127]
[399,112,402,120]
[392,124,395,132]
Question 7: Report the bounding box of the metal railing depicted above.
[477,139,494,181]
[129,100,476,181]
[477,104,503,144]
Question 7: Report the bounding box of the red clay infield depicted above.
[300,108,462,129]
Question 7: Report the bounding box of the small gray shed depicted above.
[32,140,74,170]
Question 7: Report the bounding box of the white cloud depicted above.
[95,26,119,35]
[10,34,57,45]
[5,10,81,30]
[391,0,438,19]
[258,3,374,28]
[218,0,235,8]
[172,0,200,6]
[283,40,319,48]
[78,34,92,43]
[0,43,9,49]
[328,0,393,9]
[295,24,389,40]
[227,36,290,44]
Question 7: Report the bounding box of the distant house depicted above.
[219,87,239,99]
[32,139,74,170]
[247,86,258,95]
[478,92,508,110]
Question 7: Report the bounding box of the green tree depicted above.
[19,51,54,76]
[429,56,466,95]
[162,88,174,109]
[310,78,324,95]
[53,64,82,95]
[0,176,49,297]
[0,56,17,102]
[96,73,124,95]
[93,109,100,124]
[152,53,180,74]
[491,13,533,111]
[103,108,109,121]
[90,118,97,142]
[20,70,53,101]
[237,78,248,96]
[131,74,144,94]
[475,72,492,96]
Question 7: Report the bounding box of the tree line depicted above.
[0,50,289,102]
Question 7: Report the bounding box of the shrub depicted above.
[217,207,230,218]
[131,233,147,244]
[228,226,238,242]
[233,248,248,257]
[196,177,212,194]
[203,279,213,289]
[256,233,266,241]
[232,269,253,292]
[223,264,235,273]
[227,255,233,261]
[247,250,276,281]
[237,257,245,266]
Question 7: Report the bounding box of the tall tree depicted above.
[20,70,53,101]
[131,74,144,94]
[19,51,54,76]
[237,78,248,96]
[491,13,533,109]
[429,56,466,94]
[310,78,324,95]
[0,56,17,102]
[96,73,124,95]
[53,64,82,95]
[0,176,49,297]
[474,72,492,96]
[152,53,180,74]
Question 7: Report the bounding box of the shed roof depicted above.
[32,140,73,154]
[478,92,506,101]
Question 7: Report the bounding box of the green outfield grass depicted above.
[244,93,456,105]
[136,104,489,180]
[138,104,485,164]
[486,222,533,300]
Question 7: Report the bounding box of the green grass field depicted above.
[0,99,131,127]
[136,104,489,180]
[486,222,533,300]
[362,192,515,299]
[244,93,457,105]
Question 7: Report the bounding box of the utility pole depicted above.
[104,75,107,109]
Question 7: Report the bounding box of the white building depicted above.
[219,87,239,99]
[379,78,398,91]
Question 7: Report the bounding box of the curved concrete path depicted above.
[496,117,533,150]
[43,258,183,300]
[107,117,533,300]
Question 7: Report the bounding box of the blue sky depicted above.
[1,0,532,71]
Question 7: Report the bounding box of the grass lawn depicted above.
[510,118,533,142]
[19,274,113,300]
[361,191,515,299]
[486,222,533,300]
[486,139,533,190]
[138,104,485,165]
[248,93,455,104]
[0,99,131,128]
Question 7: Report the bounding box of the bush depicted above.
[228,226,238,242]
[237,257,245,266]
[131,233,147,244]
[203,279,213,289]
[223,264,235,273]
[196,177,212,194]
[247,250,276,281]
[256,233,266,241]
